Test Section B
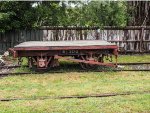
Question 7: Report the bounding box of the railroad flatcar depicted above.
[9,40,118,70]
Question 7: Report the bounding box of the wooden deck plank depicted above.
[15,40,116,48]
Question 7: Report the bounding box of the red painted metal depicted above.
[55,55,116,67]
[9,41,118,70]
[9,48,18,58]
[37,57,47,68]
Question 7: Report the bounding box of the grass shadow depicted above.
[14,61,116,74]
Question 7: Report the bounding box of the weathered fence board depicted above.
[0,26,150,54]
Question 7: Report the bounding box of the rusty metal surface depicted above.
[9,40,118,69]
[55,55,116,67]
[8,39,119,70]
[1,91,149,101]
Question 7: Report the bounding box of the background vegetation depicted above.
[0,1,149,32]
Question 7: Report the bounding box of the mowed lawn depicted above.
[0,54,150,113]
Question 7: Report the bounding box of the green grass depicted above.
[118,54,150,63]
[0,54,150,113]
[0,71,150,113]
[0,94,149,113]
[0,72,149,99]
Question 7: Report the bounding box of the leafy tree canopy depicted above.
[0,1,128,32]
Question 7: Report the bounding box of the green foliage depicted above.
[0,1,36,32]
[80,1,128,26]
[0,1,129,32]
[33,1,61,26]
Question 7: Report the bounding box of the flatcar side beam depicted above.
[55,55,116,67]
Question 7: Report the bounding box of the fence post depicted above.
[140,27,144,52]
[80,30,83,40]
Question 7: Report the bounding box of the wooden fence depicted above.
[0,26,150,54]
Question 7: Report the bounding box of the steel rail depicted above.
[0,62,150,67]
[0,62,150,77]
[117,62,150,65]
[0,69,150,77]
[0,62,150,69]
[0,65,21,69]
[0,90,149,101]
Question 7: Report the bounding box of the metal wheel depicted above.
[80,62,97,70]
[79,55,98,70]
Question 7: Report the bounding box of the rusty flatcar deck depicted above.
[14,40,117,50]
[10,40,118,70]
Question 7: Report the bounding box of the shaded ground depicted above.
[13,54,150,73]
[0,54,150,73]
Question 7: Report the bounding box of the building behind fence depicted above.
[0,26,150,54]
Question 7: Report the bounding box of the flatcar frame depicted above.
[9,41,118,70]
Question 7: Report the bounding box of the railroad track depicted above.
[0,69,150,77]
[0,90,149,101]
[0,62,150,76]
[117,62,150,65]
[0,64,149,102]
[0,65,21,69]
[1,62,150,68]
